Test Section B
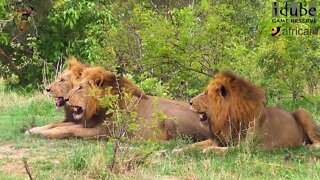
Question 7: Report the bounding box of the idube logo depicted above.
[272,27,281,36]
[272,1,317,23]
[272,2,316,18]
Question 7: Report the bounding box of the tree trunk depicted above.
[0,48,26,85]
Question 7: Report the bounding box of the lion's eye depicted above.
[77,85,83,90]
[59,79,65,82]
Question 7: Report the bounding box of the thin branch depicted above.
[23,160,33,180]
[0,48,25,84]
[0,17,14,31]
[149,0,162,13]
[109,139,119,172]
[251,160,296,170]
[299,94,318,107]
[171,60,215,77]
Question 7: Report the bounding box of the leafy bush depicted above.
[0,0,319,108]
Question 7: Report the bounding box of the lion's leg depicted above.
[72,126,107,139]
[40,124,82,139]
[202,146,228,155]
[41,125,107,139]
[25,122,77,135]
[294,108,320,148]
[172,139,219,154]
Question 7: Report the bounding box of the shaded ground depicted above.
[0,143,29,178]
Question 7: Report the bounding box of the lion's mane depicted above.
[74,67,147,127]
[206,72,265,145]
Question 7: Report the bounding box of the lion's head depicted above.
[204,72,265,145]
[190,92,209,125]
[65,67,147,121]
[45,57,87,108]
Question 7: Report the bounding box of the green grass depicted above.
[1,91,320,179]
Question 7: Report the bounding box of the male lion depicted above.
[41,66,211,140]
[25,57,88,136]
[176,72,320,154]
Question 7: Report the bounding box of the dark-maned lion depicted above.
[175,72,320,154]
[25,57,88,135]
[40,66,211,140]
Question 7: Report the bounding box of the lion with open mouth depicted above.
[43,66,211,140]
[174,72,320,154]
[25,57,88,136]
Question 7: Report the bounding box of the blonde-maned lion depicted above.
[174,72,320,154]
[40,66,211,140]
[25,57,88,136]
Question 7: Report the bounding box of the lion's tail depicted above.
[293,108,320,144]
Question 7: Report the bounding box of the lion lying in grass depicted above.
[33,66,210,140]
[175,72,320,154]
[25,57,88,135]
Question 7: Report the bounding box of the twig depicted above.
[109,139,120,172]
[23,160,33,180]
[251,160,296,170]
[149,0,161,13]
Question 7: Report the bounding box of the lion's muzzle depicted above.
[71,106,84,119]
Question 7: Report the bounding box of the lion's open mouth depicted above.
[55,97,66,107]
[71,106,84,119]
[199,112,208,126]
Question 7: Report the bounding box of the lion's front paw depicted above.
[308,143,320,149]
[24,129,31,136]
[172,148,185,154]
[24,127,40,135]
[155,150,167,158]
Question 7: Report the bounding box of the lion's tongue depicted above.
[55,97,65,107]
[199,112,207,122]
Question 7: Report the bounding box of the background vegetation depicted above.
[0,0,319,104]
[1,0,320,178]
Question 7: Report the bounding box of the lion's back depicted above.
[135,96,210,140]
[259,107,304,149]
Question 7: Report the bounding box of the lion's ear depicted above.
[221,85,227,97]
[95,76,104,87]
[216,85,227,97]
[67,57,80,69]
[73,71,83,79]
[88,76,104,88]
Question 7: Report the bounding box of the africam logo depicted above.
[272,26,320,36]
[272,27,281,36]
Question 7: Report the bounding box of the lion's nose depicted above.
[45,85,51,92]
